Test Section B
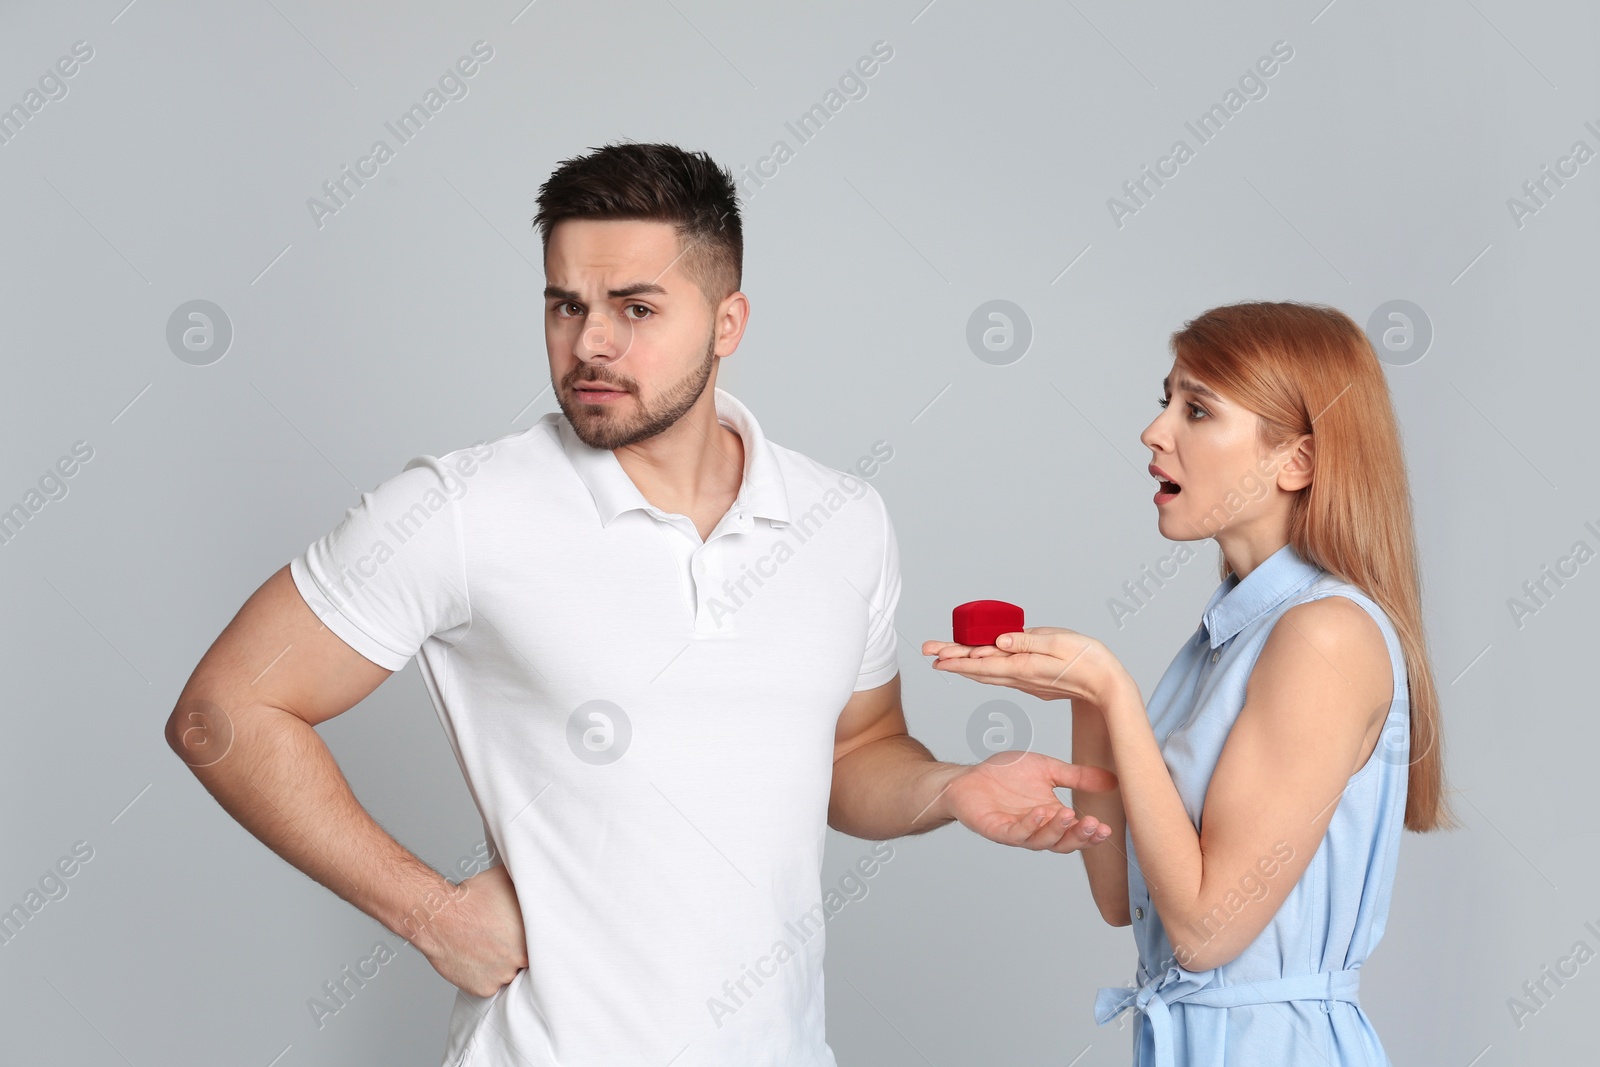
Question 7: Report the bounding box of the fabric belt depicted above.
[1094,964,1361,1067]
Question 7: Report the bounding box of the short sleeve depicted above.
[853,488,902,691]
[289,454,473,672]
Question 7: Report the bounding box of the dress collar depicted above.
[1200,542,1323,649]
[555,386,793,529]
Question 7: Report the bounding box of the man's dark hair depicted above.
[532,142,743,307]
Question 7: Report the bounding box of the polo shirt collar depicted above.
[1200,542,1322,649]
[557,386,792,529]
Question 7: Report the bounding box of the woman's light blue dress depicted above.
[1094,543,1409,1066]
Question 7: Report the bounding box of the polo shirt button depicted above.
[1134,907,1144,920]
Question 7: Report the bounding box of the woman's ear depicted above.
[1277,433,1315,492]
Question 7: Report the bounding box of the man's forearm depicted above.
[169,701,462,952]
[827,733,964,840]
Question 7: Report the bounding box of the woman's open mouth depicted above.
[1149,464,1182,506]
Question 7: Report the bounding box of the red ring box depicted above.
[952,600,1024,647]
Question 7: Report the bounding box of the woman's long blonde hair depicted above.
[1171,301,1452,832]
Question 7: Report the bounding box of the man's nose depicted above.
[577,310,633,363]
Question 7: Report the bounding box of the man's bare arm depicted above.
[828,674,1119,853]
[827,675,958,839]
[164,565,525,997]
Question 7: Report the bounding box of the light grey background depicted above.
[1,0,1594,1063]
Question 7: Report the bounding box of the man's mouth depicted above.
[573,381,628,400]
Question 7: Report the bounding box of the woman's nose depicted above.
[1139,414,1166,452]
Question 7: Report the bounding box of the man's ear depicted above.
[1277,433,1314,492]
[713,289,750,357]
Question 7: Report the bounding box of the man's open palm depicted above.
[943,751,1118,854]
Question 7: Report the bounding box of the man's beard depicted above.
[558,330,717,451]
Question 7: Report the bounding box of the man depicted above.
[166,142,1114,1065]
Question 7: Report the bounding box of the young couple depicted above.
[168,141,1448,1066]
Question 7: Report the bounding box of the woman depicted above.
[922,301,1451,1066]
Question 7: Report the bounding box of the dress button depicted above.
[1134,907,1144,920]
[1211,648,1220,664]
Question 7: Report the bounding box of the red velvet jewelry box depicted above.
[952,600,1024,647]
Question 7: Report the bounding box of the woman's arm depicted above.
[1070,697,1130,925]
[1094,596,1392,971]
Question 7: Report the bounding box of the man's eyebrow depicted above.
[543,282,670,302]
[1163,375,1223,403]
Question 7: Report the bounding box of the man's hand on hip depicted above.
[415,863,529,998]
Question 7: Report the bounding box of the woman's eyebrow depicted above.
[1163,375,1223,403]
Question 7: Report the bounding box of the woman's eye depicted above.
[1157,395,1206,418]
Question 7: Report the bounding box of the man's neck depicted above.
[614,397,746,532]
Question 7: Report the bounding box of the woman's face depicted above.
[1138,360,1288,544]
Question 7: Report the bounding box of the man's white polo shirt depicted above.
[289,386,900,1066]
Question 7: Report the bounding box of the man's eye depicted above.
[625,304,652,320]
